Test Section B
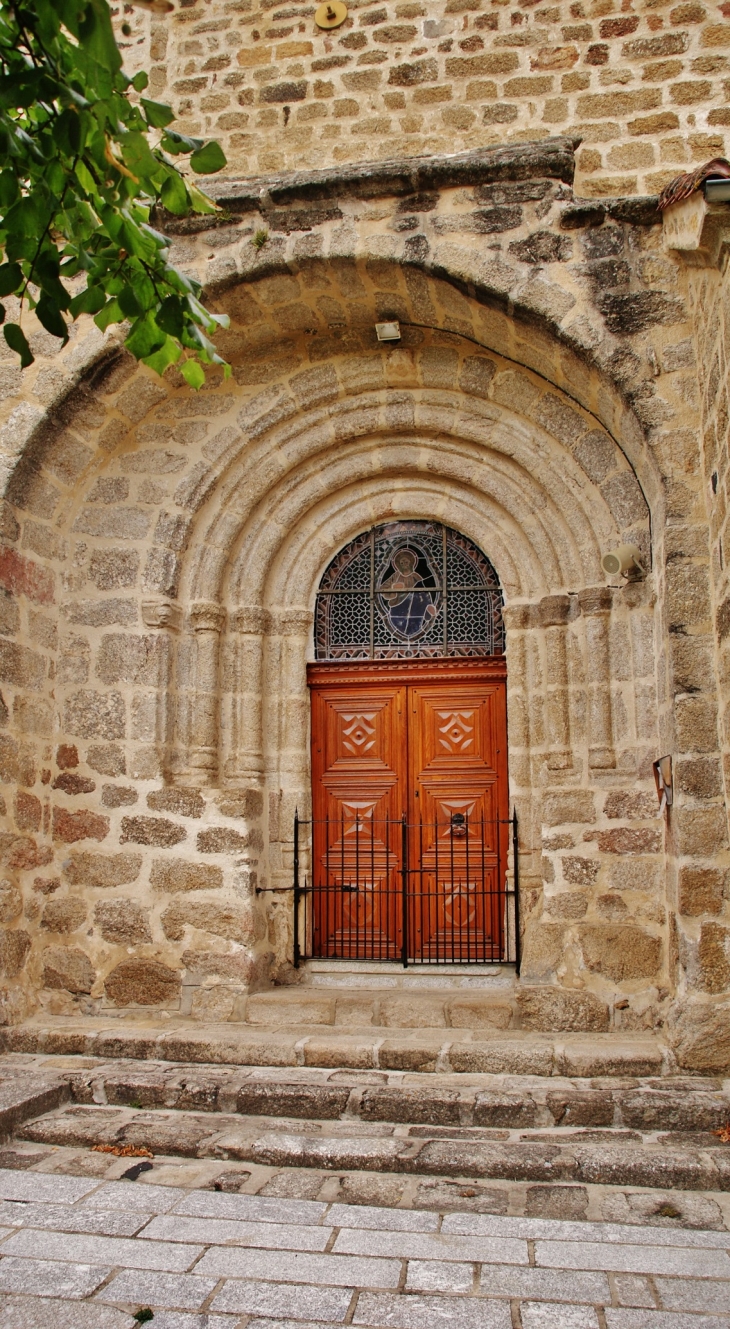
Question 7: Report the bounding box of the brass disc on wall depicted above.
[315,1,348,29]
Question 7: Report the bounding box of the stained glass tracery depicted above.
[315,521,504,660]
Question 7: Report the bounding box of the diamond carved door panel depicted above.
[408,679,508,960]
[311,683,406,958]
[309,658,508,962]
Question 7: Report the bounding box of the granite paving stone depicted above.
[612,1274,657,1308]
[654,1277,730,1313]
[405,1258,474,1292]
[0,1295,135,1327]
[442,1213,730,1248]
[210,1278,354,1319]
[352,1291,513,1328]
[605,1313,730,1328]
[0,1227,203,1271]
[0,1173,98,1204]
[97,1270,220,1310]
[81,1181,189,1212]
[478,1265,611,1302]
[137,1317,237,1329]
[520,1305,601,1329]
[325,1204,440,1232]
[140,1213,332,1250]
[0,1256,111,1299]
[332,1228,528,1264]
[196,1246,402,1288]
[0,1200,146,1237]
[535,1240,730,1278]
[173,1190,328,1225]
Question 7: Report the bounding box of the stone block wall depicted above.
[115,0,730,200]
[0,127,728,1066]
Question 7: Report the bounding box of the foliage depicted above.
[0,0,230,386]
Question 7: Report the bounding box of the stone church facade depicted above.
[0,0,729,1073]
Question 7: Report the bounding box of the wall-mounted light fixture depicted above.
[653,754,673,813]
[375,321,401,342]
[601,544,644,580]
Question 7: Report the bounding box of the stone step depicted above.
[0,1017,673,1078]
[13,1054,729,1134]
[239,986,517,1030]
[16,1099,730,1194]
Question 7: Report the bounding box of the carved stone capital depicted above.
[189,601,226,633]
[538,594,572,628]
[141,600,183,632]
[501,603,533,631]
[230,606,268,635]
[578,586,613,616]
[268,607,314,636]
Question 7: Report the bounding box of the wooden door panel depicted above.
[408,681,508,960]
[308,660,508,963]
[311,683,406,957]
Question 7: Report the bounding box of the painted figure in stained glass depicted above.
[377,545,440,639]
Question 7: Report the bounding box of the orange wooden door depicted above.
[407,673,508,960]
[310,676,406,958]
[308,659,508,962]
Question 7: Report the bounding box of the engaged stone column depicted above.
[141,599,182,777]
[188,601,226,782]
[224,606,267,783]
[539,594,573,770]
[502,603,531,787]
[579,586,615,770]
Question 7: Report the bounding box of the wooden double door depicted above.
[308,657,508,963]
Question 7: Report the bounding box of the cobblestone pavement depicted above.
[0,1165,726,1328]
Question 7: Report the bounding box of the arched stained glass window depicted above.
[315,521,504,661]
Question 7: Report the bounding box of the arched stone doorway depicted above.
[304,521,510,967]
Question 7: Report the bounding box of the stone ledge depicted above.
[159,136,579,234]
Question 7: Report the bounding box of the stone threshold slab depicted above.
[0,1020,671,1079]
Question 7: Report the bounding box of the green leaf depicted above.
[132,71,149,93]
[75,161,97,195]
[156,295,185,339]
[121,131,158,182]
[144,335,181,376]
[4,323,34,368]
[181,359,205,390]
[69,285,106,317]
[189,141,227,175]
[0,302,5,326]
[160,172,189,216]
[36,296,69,343]
[118,285,144,319]
[125,314,166,359]
[0,262,21,297]
[95,297,123,332]
[142,99,175,129]
[189,185,218,216]
[162,129,204,156]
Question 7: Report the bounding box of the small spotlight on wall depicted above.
[601,544,644,580]
[375,321,401,342]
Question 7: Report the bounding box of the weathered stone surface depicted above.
[161,900,254,944]
[42,945,95,993]
[101,784,138,808]
[214,789,264,819]
[671,1000,730,1073]
[52,772,96,795]
[518,987,610,1032]
[94,899,152,944]
[0,878,22,923]
[105,958,181,1006]
[40,897,87,933]
[678,866,725,917]
[63,691,125,740]
[120,816,186,847]
[52,808,109,844]
[150,859,223,893]
[147,787,205,818]
[86,745,126,776]
[64,852,142,889]
[579,925,662,981]
[0,929,31,978]
[197,827,253,853]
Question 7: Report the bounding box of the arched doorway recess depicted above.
[303,521,512,968]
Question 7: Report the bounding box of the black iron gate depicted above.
[292,811,520,970]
